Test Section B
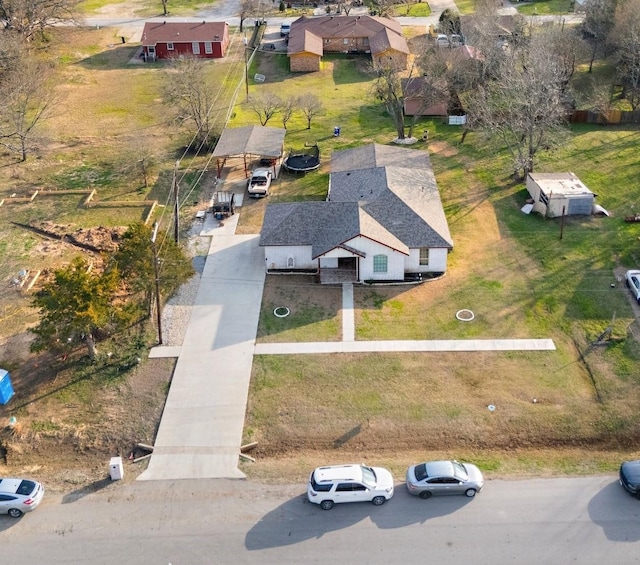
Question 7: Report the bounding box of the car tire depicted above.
[418,490,432,500]
[372,496,386,506]
[465,488,477,498]
[320,500,334,510]
[8,508,23,518]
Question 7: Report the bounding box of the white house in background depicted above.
[259,144,453,284]
[526,172,596,218]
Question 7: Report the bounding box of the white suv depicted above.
[307,464,394,510]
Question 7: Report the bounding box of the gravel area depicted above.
[159,223,212,346]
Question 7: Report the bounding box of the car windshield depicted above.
[360,466,377,488]
[452,461,469,481]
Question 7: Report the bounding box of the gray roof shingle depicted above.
[212,126,285,158]
[260,143,453,254]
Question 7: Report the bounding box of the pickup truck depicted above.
[280,23,291,37]
[247,168,272,198]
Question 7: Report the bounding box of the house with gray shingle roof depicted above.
[287,15,409,72]
[260,144,453,283]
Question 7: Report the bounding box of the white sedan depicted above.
[626,270,640,303]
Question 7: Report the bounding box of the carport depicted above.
[212,125,285,179]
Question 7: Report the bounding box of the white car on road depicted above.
[307,464,394,510]
[0,478,45,518]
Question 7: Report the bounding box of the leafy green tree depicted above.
[30,257,121,359]
[112,222,194,316]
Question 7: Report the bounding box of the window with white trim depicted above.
[167,42,174,50]
[419,248,429,266]
[204,41,213,54]
[192,42,200,54]
[343,38,349,45]
[287,257,295,268]
[373,254,388,273]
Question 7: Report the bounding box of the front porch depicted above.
[319,257,358,284]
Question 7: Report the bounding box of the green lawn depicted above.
[516,0,575,15]
[239,49,640,476]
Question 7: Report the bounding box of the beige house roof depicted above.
[369,27,410,56]
[287,15,408,57]
[287,28,324,56]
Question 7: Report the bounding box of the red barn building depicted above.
[141,21,230,62]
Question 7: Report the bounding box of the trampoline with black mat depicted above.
[283,144,320,174]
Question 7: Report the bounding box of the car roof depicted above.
[0,478,25,494]
[313,464,363,483]
[627,270,640,276]
[622,460,640,481]
[424,460,456,477]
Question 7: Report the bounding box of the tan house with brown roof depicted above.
[287,15,409,72]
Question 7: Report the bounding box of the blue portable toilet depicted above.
[0,369,15,405]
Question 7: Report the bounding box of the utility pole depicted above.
[244,35,249,102]
[151,222,163,345]
[173,160,179,243]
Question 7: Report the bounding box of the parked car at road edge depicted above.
[620,460,640,499]
[307,464,394,510]
[406,460,484,499]
[0,478,45,518]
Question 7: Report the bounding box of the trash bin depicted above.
[333,126,341,137]
[0,369,14,405]
[109,456,124,480]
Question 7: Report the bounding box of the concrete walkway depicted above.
[139,214,266,480]
[342,283,355,342]
[255,338,556,355]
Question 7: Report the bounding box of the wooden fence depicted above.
[569,109,640,125]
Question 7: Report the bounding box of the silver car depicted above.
[0,478,45,518]
[406,460,484,499]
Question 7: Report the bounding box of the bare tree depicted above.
[238,0,260,33]
[539,22,588,97]
[161,0,168,16]
[583,0,617,72]
[610,0,640,110]
[369,0,396,17]
[164,56,218,150]
[298,93,323,129]
[0,57,55,161]
[467,30,571,179]
[337,1,354,15]
[371,60,412,140]
[248,91,282,126]
[280,95,298,129]
[0,0,81,41]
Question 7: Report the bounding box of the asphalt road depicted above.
[2,475,639,563]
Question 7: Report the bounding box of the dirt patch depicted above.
[429,140,459,157]
[0,349,174,494]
